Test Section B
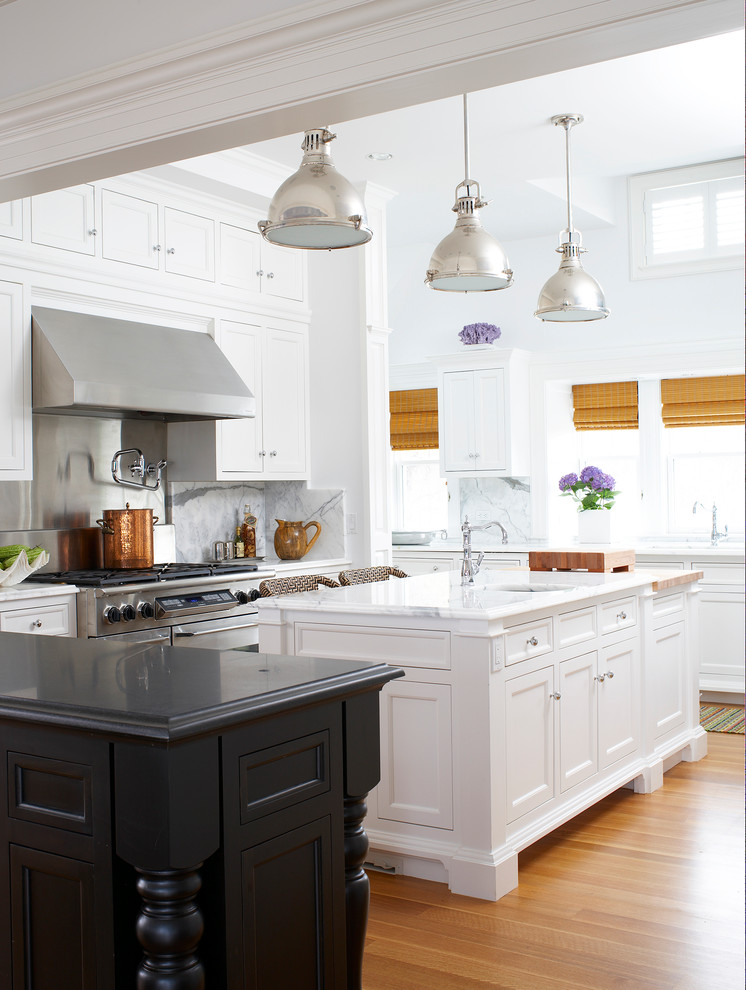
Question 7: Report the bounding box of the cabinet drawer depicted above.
[652,591,685,622]
[0,601,74,637]
[238,731,330,825]
[393,555,455,575]
[599,597,637,636]
[693,562,745,587]
[557,605,597,649]
[8,751,94,835]
[505,616,553,665]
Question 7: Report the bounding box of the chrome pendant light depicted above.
[425,94,513,292]
[534,114,609,322]
[259,127,372,250]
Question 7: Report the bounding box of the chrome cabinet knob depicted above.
[154,244,161,251]
[33,620,42,628]
[266,272,275,279]
[594,674,605,683]
[617,610,627,620]
[256,269,264,276]
[259,450,266,456]
[605,670,614,679]
[88,228,97,236]
[527,636,539,647]
[432,565,439,571]
[550,692,561,700]
[167,247,175,254]
[269,450,277,457]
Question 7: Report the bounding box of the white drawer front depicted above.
[599,597,637,636]
[0,602,73,637]
[557,606,597,650]
[693,562,745,587]
[294,622,451,670]
[505,616,553,666]
[652,591,685,621]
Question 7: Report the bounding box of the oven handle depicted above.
[173,616,259,638]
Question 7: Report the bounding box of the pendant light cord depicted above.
[463,93,471,183]
[564,119,574,234]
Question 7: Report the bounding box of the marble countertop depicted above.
[255,567,699,624]
[0,583,79,603]
[0,633,400,741]
[393,542,744,561]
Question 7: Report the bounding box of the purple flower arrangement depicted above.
[459,323,501,345]
[559,465,619,511]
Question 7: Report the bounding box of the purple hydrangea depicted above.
[579,465,615,491]
[558,472,578,492]
[559,465,619,511]
[459,323,501,345]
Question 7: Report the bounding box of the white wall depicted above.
[387,177,744,364]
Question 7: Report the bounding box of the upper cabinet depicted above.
[437,349,531,478]
[22,176,306,306]
[31,184,97,255]
[219,223,303,302]
[0,279,31,479]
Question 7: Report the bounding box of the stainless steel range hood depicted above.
[32,308,255,422]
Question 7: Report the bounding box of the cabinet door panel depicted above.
[473,368,506,471]
[505,665,554,822]
[219,321,263,474]
[164,207,215,280]
[238,818,339,990]
[698,593,745,681]
[559,652,597,792]
[598,640,639,769]
[378,679,453,828]
[261,241,304,302]
[0,200,22,240]
[220,223,261,291]
[0,280,29,477]
[10,845,97,990]
[650,620,687,738]
[31,185,95,255]
[101,188,159,268]
[441,371,475,472]
[262,326,307,475]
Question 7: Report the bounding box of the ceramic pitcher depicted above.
[273,519,322,560]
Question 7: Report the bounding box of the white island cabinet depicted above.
[256,567,705,901]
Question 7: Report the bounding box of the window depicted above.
[664,425,744,536]
[628,159,744,279]
[391,449,448,531]
[577,429,641,540]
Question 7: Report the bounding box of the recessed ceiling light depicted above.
[366,152,393,161]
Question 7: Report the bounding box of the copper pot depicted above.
[96,503,158,569]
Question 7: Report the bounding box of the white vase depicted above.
[577,509,612,545]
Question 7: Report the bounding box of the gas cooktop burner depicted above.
[32,560,263,587]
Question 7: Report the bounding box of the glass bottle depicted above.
[234,526,245,558]
[241,505,257,558]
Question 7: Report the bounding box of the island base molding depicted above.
[365,725,706,902]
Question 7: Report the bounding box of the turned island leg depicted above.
[135,866,205,989]
[344,793,371,990]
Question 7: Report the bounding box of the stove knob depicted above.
[138,602,155,619]
[103,605,122,625]
[234,590,250,605]
[120,604,136,622]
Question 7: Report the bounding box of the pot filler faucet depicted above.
[461,515,509,584]
[692,501,728,547]
[112,448,168,492]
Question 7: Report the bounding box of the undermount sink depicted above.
[486,583,563,594]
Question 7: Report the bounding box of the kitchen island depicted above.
[257,566,706,900]
[0,632,402,989]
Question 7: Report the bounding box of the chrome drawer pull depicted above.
[550,692,561,700]
[527,635,539,646]
[617,610,627,620]
[604,671,614,679]
[33,620,43,628]
[594,674,605,683]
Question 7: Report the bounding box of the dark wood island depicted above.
[0,631,403,989]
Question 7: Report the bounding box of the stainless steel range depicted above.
[32,561,276,651]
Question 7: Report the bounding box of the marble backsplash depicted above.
[457,477,531,545]
[167,480,345,563]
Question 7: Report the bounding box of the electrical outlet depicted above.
[345,513,357,535]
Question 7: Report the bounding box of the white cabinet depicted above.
[0,200,22,241]
[219,223,304,302]
[31,184,96,255]
[163,207,214,281]
[437,349,530,478]
[648,617,687,740]
[0,279,31,479]
[391,554,457,575]
[0,595,77,637]
[505,662,555,821]
[101,188,160,269]
[167,317,309,481]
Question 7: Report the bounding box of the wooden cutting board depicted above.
[529,548,636,573]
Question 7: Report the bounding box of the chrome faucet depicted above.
[461,515,509,584]
[693,501,728,546]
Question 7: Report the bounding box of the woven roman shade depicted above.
[390,388,439,450]
[572,381,639,431]
[661,375,745,427]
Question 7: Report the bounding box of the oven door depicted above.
[171,613,259,651]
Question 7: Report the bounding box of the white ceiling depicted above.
[238,30,744,249]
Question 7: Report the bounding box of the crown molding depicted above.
[0,0,740,200]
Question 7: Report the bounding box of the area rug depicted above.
[699,704,745,734]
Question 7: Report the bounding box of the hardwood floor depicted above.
[363,732,744,990]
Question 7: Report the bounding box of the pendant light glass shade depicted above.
[425,96,513,292]
[259,128,372,250]
[534,114,609,322]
